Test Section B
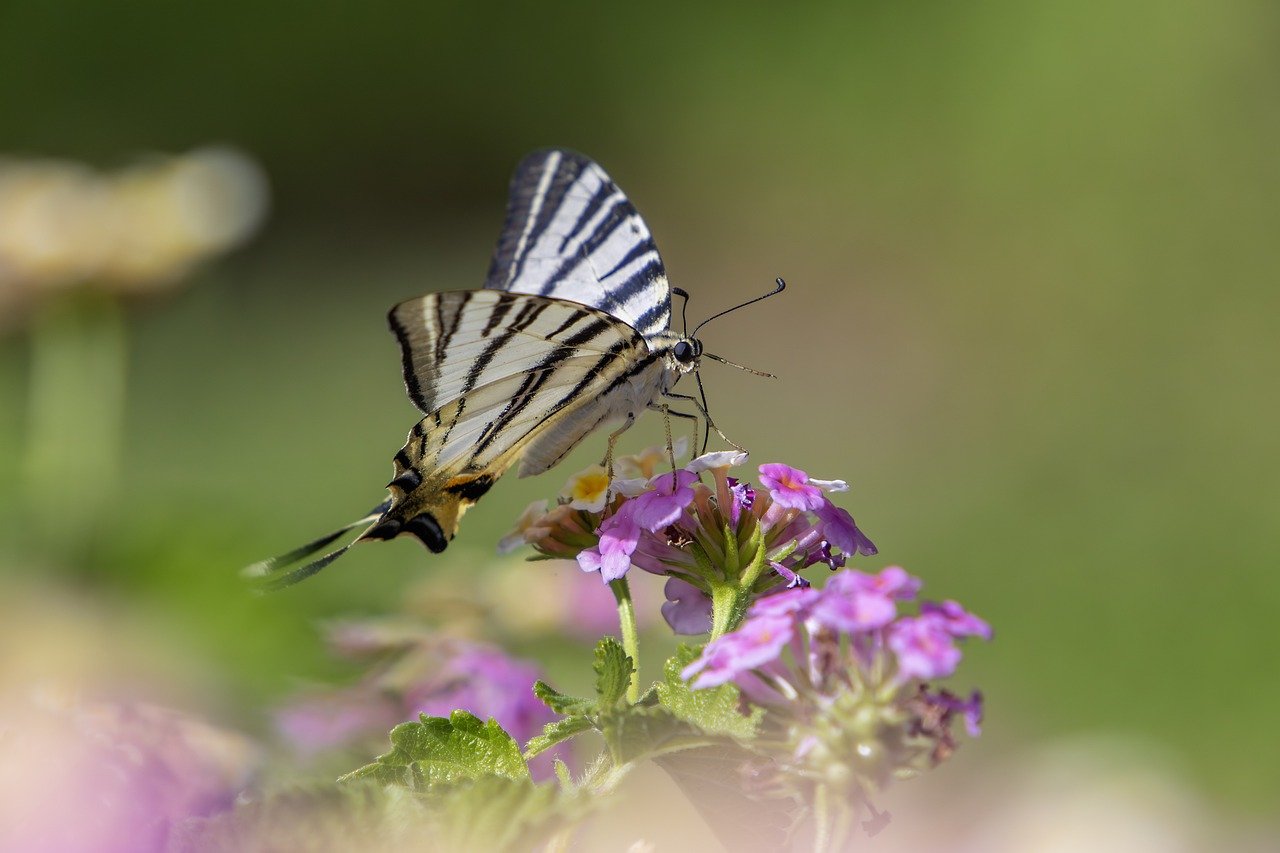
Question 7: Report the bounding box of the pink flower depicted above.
[810,577,897,632]
[888,615,962,681]
[661,577,714,635]
[815,500,878,557]
[681,616,796,689]
[921,600,992,640]
[758,463,825,511]
[577,503,642,582]
[630,469,698,531]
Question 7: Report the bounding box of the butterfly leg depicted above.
[652,403,699,467]
[600,412,637,491]
[662,392,745,454]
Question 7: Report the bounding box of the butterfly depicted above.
[246,149,783,589]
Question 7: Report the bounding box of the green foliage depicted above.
[420,775,592,853]
[174,783,431,852]
[532,680,592,716]
[593,636,634,708]
[528,640,763,771]
[178,776,592,853]
[340,710,529,789]
[656,645,763,741]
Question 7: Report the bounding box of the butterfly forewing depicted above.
[485,149,672,343]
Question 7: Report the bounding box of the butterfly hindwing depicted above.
[378,290,661,549]
[485,149,672,344]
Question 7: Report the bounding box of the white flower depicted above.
[686,450,749,473]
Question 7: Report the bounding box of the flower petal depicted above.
[687,450,748,473]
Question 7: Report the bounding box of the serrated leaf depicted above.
[599,705,715,765]
[532,680,593,716]
[524,715,595,758]
[593,637,633,708]
[656,646,762,741]
[339,710,529,790]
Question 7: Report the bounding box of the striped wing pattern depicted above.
[485,149,672,344]
[388,289,650,476]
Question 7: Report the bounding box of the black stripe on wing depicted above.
[483,149,672,342]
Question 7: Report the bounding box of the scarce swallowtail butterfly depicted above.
[246,149,783,589]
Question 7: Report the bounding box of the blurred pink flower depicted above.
[0,691,258,853]
[276,624,565,779]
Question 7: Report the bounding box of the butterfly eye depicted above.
[673,340,695,363]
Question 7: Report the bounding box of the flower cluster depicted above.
[683,566,990,803]
[502,447,877,637]
[275,620,562,778]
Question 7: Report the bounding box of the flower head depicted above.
[682,568,991,800]
[512,452,880,626]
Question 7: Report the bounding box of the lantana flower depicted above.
[504,449,878,639]
[682,566,990,811]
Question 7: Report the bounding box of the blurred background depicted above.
[1,0,1277,847]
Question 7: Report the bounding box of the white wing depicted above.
[388,290,657,476]
[484,149,673,345]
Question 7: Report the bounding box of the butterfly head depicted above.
[670,337,703,375]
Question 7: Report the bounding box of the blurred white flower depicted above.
[0,147,268,324]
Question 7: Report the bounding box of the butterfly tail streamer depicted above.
[242,500,391,590]
[249,544,357,592]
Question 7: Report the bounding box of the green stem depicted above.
[813,783,831,853]
[22,293,127,559]
[708,583,739,640]
[609,577,640,703]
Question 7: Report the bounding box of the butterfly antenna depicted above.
[672,286,691,337]
[691,277,786,337]
[702,352,776,378]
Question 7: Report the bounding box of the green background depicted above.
[1,0,1276,820]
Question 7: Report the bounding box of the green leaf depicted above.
[174,782,432,852]
[532,680,592,716]
[656,646,762,741]
[593,637,634,708]
[427,774,593,852]
[600,705,715,765]
[339,710,529,790]
[179,776,598,853]
[524,715,595,758]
